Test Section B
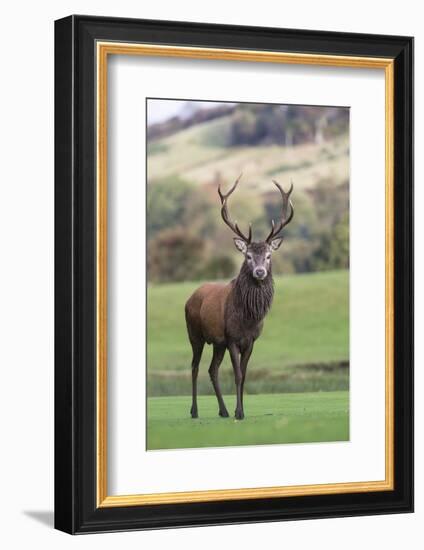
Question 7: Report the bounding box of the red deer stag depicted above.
[185,175,294,420]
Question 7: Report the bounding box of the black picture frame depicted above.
[55,14,414,534]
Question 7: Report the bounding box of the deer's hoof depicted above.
[219,409,229,418]
[235,410,245,420]
[190,408,198,419]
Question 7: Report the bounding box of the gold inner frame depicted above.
[96,42,394,508]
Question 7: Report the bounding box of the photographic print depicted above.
[146,98,350,450]
[55,17,413,533]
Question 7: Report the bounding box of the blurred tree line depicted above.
[229,104,348,147]
[147,175,349,283]
[148,103,349,148]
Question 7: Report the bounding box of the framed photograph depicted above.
[54,15,413,534]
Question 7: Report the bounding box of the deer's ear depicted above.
[270,237,284,251]
[233,238,247,254]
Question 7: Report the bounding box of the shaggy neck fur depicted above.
[234,261,274,322]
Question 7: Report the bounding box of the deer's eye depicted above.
[266,254,271,260]
[246,254,253,261]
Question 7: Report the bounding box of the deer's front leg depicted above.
[228,343,244,420]
[240,341,254,409]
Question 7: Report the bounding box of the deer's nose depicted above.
[253,267,267,280]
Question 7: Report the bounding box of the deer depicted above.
[185,175,294,420]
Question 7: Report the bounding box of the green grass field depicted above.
[147,269,349,449]
[147,269,349,396]
[147,391,349,450]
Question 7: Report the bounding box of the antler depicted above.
[265,180,294,243]
[218,174,252,243]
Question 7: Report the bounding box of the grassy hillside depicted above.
[147,391,349,450]
[147,113,349,193]
[147,270,349,396]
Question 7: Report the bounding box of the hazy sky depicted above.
[147,99,231,125]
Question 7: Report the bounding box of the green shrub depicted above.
[199,255,236,280]
[148,227,206,283]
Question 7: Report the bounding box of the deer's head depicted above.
[218,175,294,281]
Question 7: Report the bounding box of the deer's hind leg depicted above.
[208,344,229,417]
[188,335,204,419]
